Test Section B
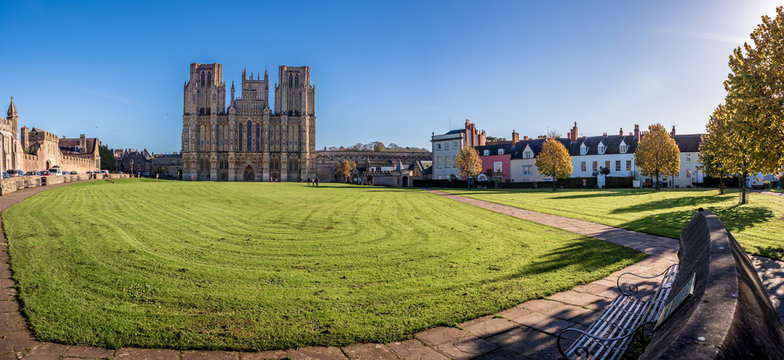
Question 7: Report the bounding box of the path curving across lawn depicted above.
[2,179,643,351]
[443,188,784,260]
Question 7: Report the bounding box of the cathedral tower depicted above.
[181,62,315,182]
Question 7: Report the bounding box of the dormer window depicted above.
[498,148,504,155]
[580,144,587,155]
[483,149,490,156]
[524,151,533,159]
[620,144,626,153]
[598,144,605,154]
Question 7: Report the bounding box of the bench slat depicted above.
[561,264,679,360]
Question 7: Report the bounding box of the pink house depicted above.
[476,143,513,182]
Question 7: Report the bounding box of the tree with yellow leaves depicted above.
[634,124,680,190]
[455,146,482,188]
[337,159,356,183]
[700,7,784,203]
[535,138,573,191]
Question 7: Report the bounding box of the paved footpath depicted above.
[0,185,782,359]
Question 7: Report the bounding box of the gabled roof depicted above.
[475,142,514,156]
[673,134,702,152]
[510,138,571,159]
[569,135,638,156]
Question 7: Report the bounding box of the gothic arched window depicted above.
[246,121,252,152]
[200,72,205,86]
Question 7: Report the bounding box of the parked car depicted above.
[40,171,50,176]
[2,172,8,179]
[25,171,36,176]
[48,168,63,175]
[6,170,22,177]
[69,171,77,175]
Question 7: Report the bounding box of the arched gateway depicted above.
[243,165,254,181]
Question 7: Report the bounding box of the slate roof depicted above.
[444,129,464,135]
[673,134,702,152]
[568,135,638,156]
[59,138,98,154]
[475,142,515,156]
[510,138,571,159]
[473,132,703,158]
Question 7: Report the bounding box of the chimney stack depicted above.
[512,130,519,143]
[620,128,624,136]
[634,124,640,140]
[570,122,578,142]
[671,125,676,137]
[602,132,607,137]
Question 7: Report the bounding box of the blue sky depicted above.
[0,1,779,153]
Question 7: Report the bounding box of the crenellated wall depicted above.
[0,173,130,196]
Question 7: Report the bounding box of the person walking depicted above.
[315,177,319,187]
[307,176,311,186]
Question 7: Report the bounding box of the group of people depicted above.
[306,176,320,187]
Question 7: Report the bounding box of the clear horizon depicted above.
[1,0,779,153]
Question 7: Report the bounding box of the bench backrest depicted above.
[639,210,784,359]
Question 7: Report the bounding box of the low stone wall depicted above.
[0,173,130,196]
[639,210,784,359]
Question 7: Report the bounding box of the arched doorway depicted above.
[402,176,409,187]
[243,165,254,181]
[45,160,51,170]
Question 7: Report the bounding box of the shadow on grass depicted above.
[756,246,784,262]
[616,206,773,240]
[511,239,645,279]
[610,195,728,214]
[551,190,654,200]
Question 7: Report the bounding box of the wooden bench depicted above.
[557,263,678,360]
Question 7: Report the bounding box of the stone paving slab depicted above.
[0,183,782,359]
[342,343,397,359]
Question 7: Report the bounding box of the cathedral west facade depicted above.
[181,63,316,181]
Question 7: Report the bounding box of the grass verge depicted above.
[4,179,643,350]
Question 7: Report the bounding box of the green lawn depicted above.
[3,179,643,350]
[444,188,784,260]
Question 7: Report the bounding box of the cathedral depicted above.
[181,63,316,181]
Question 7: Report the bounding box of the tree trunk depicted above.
[718,178,725,195]
[655,172,660,191]
[740,172,748,204]
[552,176,557,191]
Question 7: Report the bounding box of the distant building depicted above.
[471,122,706,188]
[431,119,486,180]
[316,149,431,182]
[0,97,100,174]
[369,160,432,187]
[114,149,183,177]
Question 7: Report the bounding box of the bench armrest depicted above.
[617,263,678,297]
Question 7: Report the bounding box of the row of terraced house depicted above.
[431,120,704,188]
